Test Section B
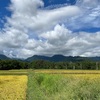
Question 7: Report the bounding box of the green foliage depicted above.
[0,59,100,70]
[26,72,100,100]
[26,72,63,100]
[30,60,100,70]
[0,60,29,70]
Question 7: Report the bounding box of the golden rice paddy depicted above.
[34,69,100,74]
[1,70,100,100]
[0,75,28,100]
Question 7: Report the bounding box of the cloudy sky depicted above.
[0,0,100,58]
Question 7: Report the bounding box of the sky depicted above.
[0,0,100,58]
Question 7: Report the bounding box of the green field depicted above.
[1,70,100,100]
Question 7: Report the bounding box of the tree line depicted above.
[0,59,100,70]
[0,60,28,70]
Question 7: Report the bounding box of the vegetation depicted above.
[30,60,100,70]
[1,70,100,100]
[27,71,100,100]
[34,69,100,74]
[0,59,100,70]
[0,60,29,70]
[0,69,28,75]
[0,75,27,100]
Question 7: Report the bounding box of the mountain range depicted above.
[0,54,10,60]
[26,55,100,62]
[0,54,100,62]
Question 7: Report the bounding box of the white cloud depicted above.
[7,1,81,33]
[38,24,100,57]
[0,0,100,58]
[9,0,44,15]
[40,24,72,45]
[0,28,28,48]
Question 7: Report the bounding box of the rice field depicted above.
[0,75,28,100]
[34,69,100,74]
[0,70,28,75]
[27,72,100,100]
[1,70,100,100]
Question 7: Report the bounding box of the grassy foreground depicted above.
[27,70,100,100]
[1,70,100,100]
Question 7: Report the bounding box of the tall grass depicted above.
[27,71,100,100]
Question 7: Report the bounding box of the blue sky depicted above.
[0,0,76,26]
[0,0,11,28]
[0,0,100,32]
[1,0,99,32]
[0,0,100,58]
[43,0,76,7]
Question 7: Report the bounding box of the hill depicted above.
[26,55,89,62]
[0,54,10,60]
[0,54,100,62]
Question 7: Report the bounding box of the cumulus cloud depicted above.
[16,24,100,58]
[7,0,81,33]
[9,0,44,15]
[0,0,100,58]
[39,24,100,57]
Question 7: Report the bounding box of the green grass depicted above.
[27,71,100,100]
[1,70,100,100]
[26,72,64,100]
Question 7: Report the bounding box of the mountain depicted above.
[0,54,100,62]
[88,57,100,61]
[26,55,50,61]
[0,54,10,60]
[26,55,89,62]
[51,55,67,62]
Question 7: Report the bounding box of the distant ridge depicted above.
[0,54,10,60]
[26,54,100,62]
[26,54,87,62]
[0,54,100,62]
